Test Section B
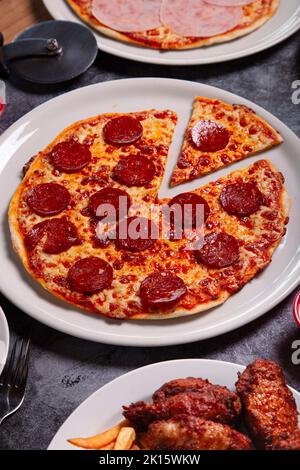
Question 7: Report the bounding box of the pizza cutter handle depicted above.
[2,38,63,61]
[0,32,63,79]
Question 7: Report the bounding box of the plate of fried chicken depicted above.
[48,358,300,450]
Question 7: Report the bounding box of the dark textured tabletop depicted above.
[0,31,300,450]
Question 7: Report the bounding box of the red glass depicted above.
[293,291,300,328]
[0,80,5,116]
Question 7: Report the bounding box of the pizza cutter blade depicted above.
[0,20,98,84]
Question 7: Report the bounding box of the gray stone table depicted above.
[0,31,300,450]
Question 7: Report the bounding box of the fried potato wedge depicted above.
[99,442,115,450]
[113,427,136,451]
[68,421,126,449]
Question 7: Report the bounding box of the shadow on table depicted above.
[1,284,300,386]
[7,29,300,95]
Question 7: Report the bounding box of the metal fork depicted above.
[0,338,30,425]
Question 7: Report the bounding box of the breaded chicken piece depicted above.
[236,359,300,450]
[123,377,241,431]
[140,416,252,450]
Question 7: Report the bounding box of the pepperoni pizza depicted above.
[171,97,283,186]
[9,105,290,320]
[66,0,280,50]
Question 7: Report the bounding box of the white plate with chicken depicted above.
[48,358,300,450]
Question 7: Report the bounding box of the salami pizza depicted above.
[171,97,283,186]
[9,102,289,320]
[66,0,280,50]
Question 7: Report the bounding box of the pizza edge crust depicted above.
[65,0,280,50]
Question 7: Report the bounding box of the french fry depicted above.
[113,427,136,451]
[99,442,115,450]
[68,421,127,449]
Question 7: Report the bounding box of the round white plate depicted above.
[0,78,300,347]
[43,0,300,66]
[0,307,9,375]
[48,358,300,450]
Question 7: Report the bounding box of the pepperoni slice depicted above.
[114,155,155,187]
[26,183,71,217]
[49,139,91,173]
[25,217,81,254]
[103,116,143,146]
[67,257,113,295]
[116,217,157,252]
[88,187,131,220]
[220,181,263,216]
[140,272,187,311]
[191,120,230,152]
[195,232,239,269]
[168,193,210,229]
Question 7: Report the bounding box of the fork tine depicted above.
[0,338,19,387]
[0,337,30,425]
[10,339,26,388]
[19,358,29,394]
[16,339,30,390]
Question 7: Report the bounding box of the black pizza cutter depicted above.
[0,20,98,84]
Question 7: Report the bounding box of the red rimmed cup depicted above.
[293,291,300,328]
[0,80,6,116]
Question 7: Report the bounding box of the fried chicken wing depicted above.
[236,359,300,450]
[274,432,300,450]
[153,377,210,401]
[123,377,241,431]
[140,416,252,450]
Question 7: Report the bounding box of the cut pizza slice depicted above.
[170,97,283,186]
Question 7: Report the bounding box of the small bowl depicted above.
[293,291,300,328]
[0,307,9,375]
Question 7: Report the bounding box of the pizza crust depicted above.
[66,0,280,50]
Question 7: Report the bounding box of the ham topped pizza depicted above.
[9,102,290,321]
[66,0,280,50]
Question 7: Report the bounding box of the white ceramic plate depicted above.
[0,78,300,347]
[0,307,9,375]
[43,0,300,66]
[48,358,300,450]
